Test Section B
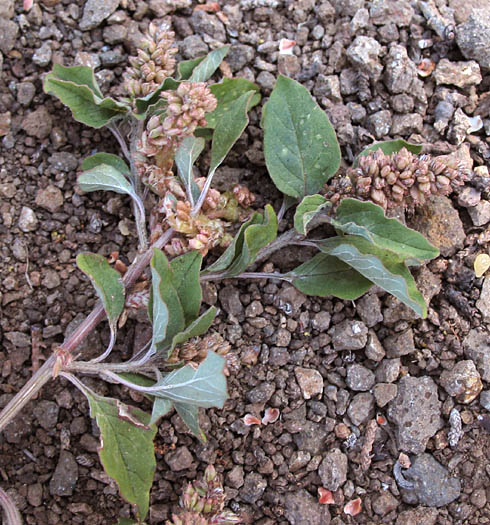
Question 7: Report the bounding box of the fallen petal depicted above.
[318,487,334,505]
[243,414,261,426]
[279,39,296,55]
[344,497,362,516]
[24,0,34,11]
[262,407,280,425]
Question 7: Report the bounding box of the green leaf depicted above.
[82,153,131,177]
[85,393,156,521]
[44,65,128,128]
[204,204,278,277]
[294,194,330,235]
[150,249,185,352]
[169,307,217,354]
[76,253,124,332]
[177,56,206,80]
[317,236,427,317]
[153,351,228,408]
[170,251,203,323]
[118,519,142,525]
[206,78,261,129]
[332,198,439,262]
[289,253,372,299]
[189,46,230,82]
[133,77,180,118]
[149,398,173,426]
[174,403,206,442]
[354,139,423,167]
[262,75,341,198]
[175,137,205,206]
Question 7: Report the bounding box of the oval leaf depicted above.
[175,136,205,206]
[174,402,206,442]
[354,139,423,167]
[189,46,230,82]
[262,75,341,198]
[170,251,203,322]
[82,153,131,177]
[294,194,330,235]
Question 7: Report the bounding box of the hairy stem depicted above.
[108,123,131,162]
[129,118,148,251]
[0,485,23,525]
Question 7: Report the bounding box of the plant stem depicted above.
[0,485,23,525]
[108,123,131,162]
[0,228,175,434]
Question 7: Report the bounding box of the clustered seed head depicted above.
[325,147,468,210]
[124,23,178,98]
[166,465,241,525]
[168,333,231,367]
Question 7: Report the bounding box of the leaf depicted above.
[354,139,423,167]
[332,198,439,262]
[82,152,131,177]
[177,56,206,80]
[206,78,261,129]
[294,194,330,235]
[169,307,217,354]
[289,253,372,299]
[189,46,230,82]
[262,75,341,198]
[474,253,490,278]
[44,65,128,128]
[85,392,157,521]
[152,351,228,408]
[76,253,125,332]
[149,257,169,352]
[118,519,142,525]
[175,136,205,206]
[174,402,206,442]
[169,251,203,323]
[133,77,180,118]
[204,204,278,277]
[149,398,173,426]
[317,236,427,317]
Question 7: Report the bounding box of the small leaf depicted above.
[170,251,203,322]
[76,253,125,331]
[118,519,142,525]
[175,136,205,206]
[294,194,330,235]
[474,253,490,278]
[177,56,206,80]
[169,307,217,354]
[189,46,230,82]
[206,78,261,129]
[82,153,131,177]
[289,253,372,299]
[354,139,423,167]
[153,351,228,408]
[262,75,341,198]
[174,402,206,442]
[45,64,104,97]
[133,77,180,118]
[149,398,173,426]
[332,198,439,262]
[85,393,157,521]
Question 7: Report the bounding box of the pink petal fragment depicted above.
[344,497,362,516]
[279,39,296,55]
[24,0,34,11]
[262,407,279,425]
[318,487,334,505]
[243,414,261,426]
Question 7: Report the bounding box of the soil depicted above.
[0,0,489,524]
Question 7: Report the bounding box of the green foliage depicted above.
[189,46,230,82]
[294,194,330,235]
[354,139,423,167]
[262,75,341,198]
[170,251,203,322]
[175,137,205,206]
[177,56,206,80]
[133,77,180,118]
[81,152,131,178]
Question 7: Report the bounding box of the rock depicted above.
[5,331,30,347]
[148,0,191,17]
[440,360,482,404]
[227,44,254,71]
[388,376,441,454]
[356,293,383,327]
[346,364,375,391]
[284,489,331,525]
[32,41,52,67]
[383,329,415,357]
[346,36,383,80]
[463,329,490,381]
[164,446,193,471]
[314,74,342,103]
[21,106,53,139]
[384,44,417,94]
[191,10,226,41]
[33,400,59,431]
[367,110,392,139]
[409,196,465,257]
[219,285,244,319]
[103,24,127,45]
[392,93,414,113]
[434,59,482,88]
[476,275,490,321]
[480,391,490,410]
[311,311,331,331]
[369,0,413,26]
[457,187,481,208]
[331,319,368,350]
[318,448,347,491]
[395,507,439,525]
[293,421,328,455]
[226,465,244,489]
[42,269,61,289]
[49,152,79,172]
[468,200,490,226]
[35,186,64,213]
[295,368,324,399]
[401,453,461,507]
[27,483,43,507]
[289,450,311,472]
[277,284,306,316]
[374,383,397,407]
[247,382,275,404]
[80,0,120,31]
[18,206,38,232]
[350,7,369,31]
[17,82,36,106]
[365,330,386,361]
[347,392,375,426]
[49,451,78,496]
[372,491,399,515]
[448,108,481,145]
[416,266,442,305]
[0,0,14,18]
[181,35,208,59]
[0,111,11,137]
[391,114,423,135]
[456,7,490,69]
[278,55,301,77]
[240,472,266,504]
[0,18,18,54]
[375,358,400,383]
[433,100,454,133]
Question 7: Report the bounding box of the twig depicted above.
[0,485,22,525]
[359,419,377,471]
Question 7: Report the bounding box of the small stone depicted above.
[318,448,348,491]
[311,311,331,331]
[32,41,52,67]
[440,360,482,404]
[356,293,383,327]
[391,113,423,135]
[456,7,490,69]
[80,0,120,31]
[468,200,490,226]
[17,82,36,106]
[383,329,415,357]
[365,330,386,361]
[18,206,38,232]
[314,74,342,103]
[240,472,266,504]
[278,55,301,77]
[27,483,43,507]
[284,489,331,525]
[416,266,442,305]
[164,446,193,471]
[448,108,478,146]
[388,376,441,454]
[457,187,481,208]
[49,451,78,496]
[395,507,439,525]
[346,364,375,391]
[375,358,400,383]
[21,106,53,139]
[148,0,191,17]
[434,59,482,88]
[331,319,368,350]
[374,383,398,407]
[42,269,61,289]
[247,382,275,404]
[219,285,244,318]
[181,35,208,59]
[384,44,417,94]
[367,110,392,139]
[463,329,490,381]
[289,450,311,472]
[0,19,18,54]
[392,94,414,113]
[35,185,64,213]
[191,9,226,41]
[350,7,369,31]
[5,331,30,347]
[102,24,127,45]
[369,0,413,26]
[33,400,59,431]
[293,421,328,455]
[372,491,399,515]
[295,367,324,399]
[277,284,306,316]
[0,0,14,18]
[227,44,254,71]
[346,36,383,80]
[347,392,375,426]
[226,465,244,489]
[480,390,490,410]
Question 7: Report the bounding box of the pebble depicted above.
[148,0,191,17]
[434,100,454,134]
[18,206,38,232]
[35,185,64,213]
[456,7,490,69]
[400,453,461,507]
[448,108,479,145]
[395,507,438,525]
[49,451,78,496]
[247,382,275,404]
[284,489,331,525]
[457,187,481,208]
[368,110,392,139]
[33,400,60,431]
[384,44,417,94]
[0,18,18,54]
[375,358,400,383]
[191,10,226,42]
[441,360,482,404]
[372,490,399,516]
[0,0,14,18]
[356,293,383,327]
[351,7,369,31]
[295,367,324,399]
[32,41,52,67]
[365,330,386,361]
[227,44,254,72]
[293,421,328,455]
[318,448,347,492]
[240,472,266,504]
[27,483,43,508]
[346,363,375,391]
[79,0,120,31]
[331,319,368,350]
[347,392,375,426]
[219,285,244,319]
[346,36,383,80]
[289,450,311,472]
[5,331,30,347]
[311,311,331,331]
[42,269,61,289]
[388,376,441,454]
[277,284,306,316]
[21,106,53,139]
[476,275,490,321]
[374,383,398,407]
[480,390,490,410]
[164,446,193,471]
[314,74,342,103]
[468,200,490,226]
[391,113,423,135]
[17,82,36,106]
[369,0,414,26]
[463,329,490,381]
[383,329,415,357]
[434,59,482,88]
